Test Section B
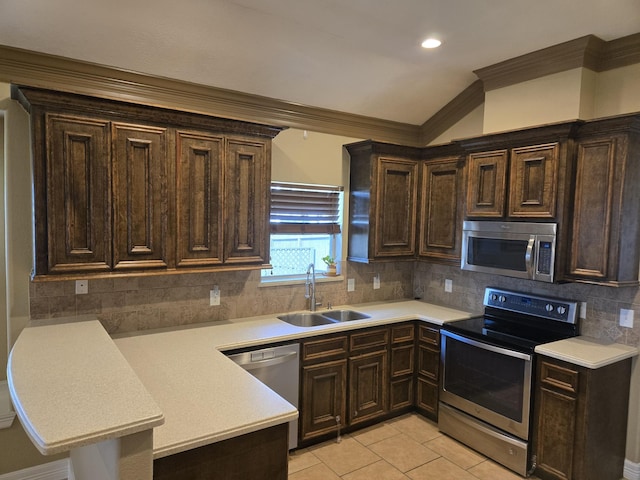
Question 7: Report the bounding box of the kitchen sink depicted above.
[321,310,371,322]
[277,312,338,327]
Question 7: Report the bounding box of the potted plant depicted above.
[321,255,338,276]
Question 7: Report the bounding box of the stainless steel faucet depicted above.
[305,263,318,311]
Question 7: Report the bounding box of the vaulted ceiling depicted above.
[1,0,639,127]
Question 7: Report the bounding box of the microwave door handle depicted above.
[525,237,535,276]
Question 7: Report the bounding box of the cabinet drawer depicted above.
[540,360,579,394]
[302,335,348,363]
[391,344,414,377]
[350,328,389,352]
[391,323,415,344]
[418,324,440,347]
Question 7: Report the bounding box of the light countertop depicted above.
[7,319,164,455]
[113,300,474,458]
[535,336,638,369]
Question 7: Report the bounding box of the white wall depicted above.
[429,104,485,145]
[594,63,640,118]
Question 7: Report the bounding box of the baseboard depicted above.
[625,458,640,480]
[0,459,70,480]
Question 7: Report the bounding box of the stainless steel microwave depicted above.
[461,221,557,283]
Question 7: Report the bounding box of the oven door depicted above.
[440,330,533,440]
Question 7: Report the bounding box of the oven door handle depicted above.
[525,237,535,278]
[441,330,532,361]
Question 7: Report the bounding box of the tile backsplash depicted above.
[28,260,640,347]
[414,262,640,347]
[29,261,414,334]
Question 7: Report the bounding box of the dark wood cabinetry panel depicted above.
[566,116,640,285]
[300,360,347,442]
[374,157,418,257]
[225,138,270,264]
[16,87,282,278]
[416,324,440,420]
[44,114,112,273]
[345,141,421,263]
[508,143,558,218]
[466,150,507,217]
[175,131,224,267]
[419,156,465,263]
[349,350,388,425]
[153,423,288,480]
[112,123,169,270]
[533,356,632,480]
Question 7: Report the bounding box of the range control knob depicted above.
[557,306,567,315]
[490,293,498,302]
[545,304,554,312]
[498,295,507,303]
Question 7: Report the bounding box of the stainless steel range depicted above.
[439,287,579,476]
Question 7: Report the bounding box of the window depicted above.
[262,182,343,280]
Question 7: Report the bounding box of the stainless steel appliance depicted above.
[227,343,300,450]
[439,288,579,476]
[461,221,557,283]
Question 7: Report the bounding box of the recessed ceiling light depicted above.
[421,38,442,49]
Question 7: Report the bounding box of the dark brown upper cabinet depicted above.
[419,145,466,265]
[345,141,420,263]
[565,115,640,286]
[14,86,283,279]
[461,123,576,221]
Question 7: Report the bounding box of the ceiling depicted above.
[1,0,639,126]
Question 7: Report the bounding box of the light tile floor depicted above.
[288,413,540,480]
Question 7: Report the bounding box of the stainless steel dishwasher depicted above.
[227,343,299,450]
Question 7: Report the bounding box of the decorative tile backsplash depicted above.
[414,262,640,347]
[28,261,414,334]
[28,261,640,347]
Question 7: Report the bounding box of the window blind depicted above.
[270,182,343,234]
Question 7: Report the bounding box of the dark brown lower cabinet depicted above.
[390,323,415,412]
[300,359,347,442]
[349,350,388,425]
[533,356,632,480]
[153,423,288,480]
[416,324,440,420]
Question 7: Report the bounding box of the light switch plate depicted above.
[210,286,220,306]
[373,274,380,290]
[620,308,634,328]
[445,279,453,293]
[347,278,355,292]
[580,302,587,319]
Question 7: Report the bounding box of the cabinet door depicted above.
[300,360,347,442]
[175,131,224,267]
[112,123,169,270]
[349,350,388,425]
[535,387,577,480]
[466,150,507,218]
[567,134,634,283]
[419,157,465,263]
[44,114,112,274]
[225,138,270,264]
[508,143,558,218]
[416,377,439,419]
[373,157,418,257]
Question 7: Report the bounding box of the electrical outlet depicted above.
[347,278,355,292]
[210,286,220,306]
[373,274,380,290]
[620,308,634,328]
[580,302,587,319]
[75,280,88,295]
[444,279,453,293]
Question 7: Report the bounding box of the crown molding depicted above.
[474,33,640,91]
[418,80,485,145]
[0,45,419,145]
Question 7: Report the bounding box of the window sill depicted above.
[259,275,344,288]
